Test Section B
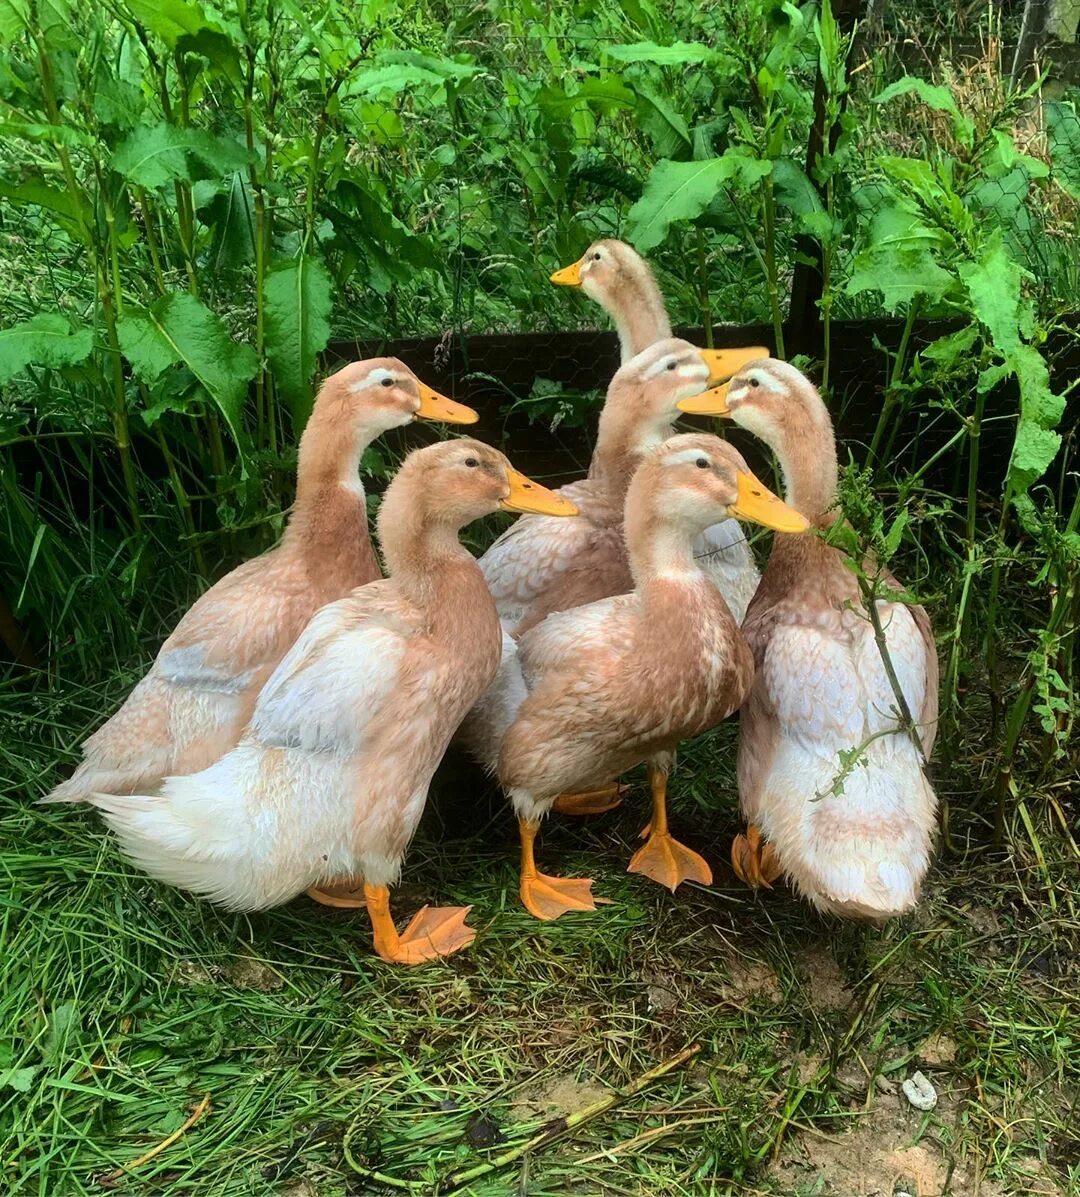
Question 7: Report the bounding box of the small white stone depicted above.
[901,1070,938,1111]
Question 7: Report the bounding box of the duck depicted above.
[677,359,939,918]
[549,239,767,624]
[85,440,577,964]
[41,360,477,807]
[491,434,808,918]
[471,339,746,820]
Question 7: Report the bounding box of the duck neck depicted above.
[771,414,839,527]
[377,489,489,640]
[588,388,672,499]
[603,269,672,363]
[282,404,376,552]
[624,500,702,591]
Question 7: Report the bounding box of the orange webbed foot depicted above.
[628,832,713,892]
[520,872,597,921]
[731,825,783,889]
[552,783,627,816]
[378,905,476,965]
[307,879,366,909]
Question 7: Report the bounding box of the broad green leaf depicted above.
[0,0,29,43]
[629,153,772,250]
[111,123,248,190]
[604,40,720,66]
[345,52,477,99]
[920,324,978,367]
[771,158,823,216]
[124,0,241,82]
[0,178,86,239]
[632,85,691,158]
[1009,422,1062,494]
[0,314,93,384]
[959,233,1024,353]
[264,255,332,430]
[1046,100,1080,198]
[845,244,953,313]
[118,293,256,450]
[205,172,255,271]
[873,76,974,147]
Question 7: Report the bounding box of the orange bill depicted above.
[549,257,584,287]
[700,346,769,385]
[678,380,731,416]
[730,472,808,534]
[416,382,478,424]
[501,468,578,517]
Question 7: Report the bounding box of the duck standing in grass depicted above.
[467,340,752,822]
[549,238,767,623]
[86,440,577,964]
[490,435,807,918]
[678,360,939,918]
[41,360,477,806]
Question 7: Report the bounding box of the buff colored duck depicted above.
[678,360,939,918]
[550,239,767,623]
[42,361,477,807]
[492,434,808,919]
[86,440,576,964]
[472,339,744,828]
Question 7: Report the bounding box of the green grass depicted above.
[2,670,1077,1196]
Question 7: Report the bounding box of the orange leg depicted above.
[552,782,627,816]
[627,765,712,892]
[518,818,596,921]
[364,884,475,966]
[730,825,783,889]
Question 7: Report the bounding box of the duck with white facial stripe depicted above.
[42,358,478,808]
[84,440,577,964]
[550,239,769,620]
[486,434,808,919]
[679,360,940,919]
[465,339,756,823]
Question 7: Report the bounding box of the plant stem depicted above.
[868,298,920,466]
[760,176,786,358]
[696,226,713,346]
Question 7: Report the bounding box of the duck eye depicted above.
[592,252,601,261]
[380,376,394,388]
[666,361,677,372]
[749,376,760,388]
[695,458,709,469]
[464,457,479,468]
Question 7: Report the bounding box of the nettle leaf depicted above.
[111,123,249,190]
[959,232,1025,353]
[0,314,94,384]
[263,254,332,431]
[345,52,477,99]
[1046,99,1080,198]
[873,76,974,147]
[604,40,721,66]
[118,293,256,450]
[204,171,255,271]
[629,152,771,250]
[771,158,823,216]
[920,323,978,368]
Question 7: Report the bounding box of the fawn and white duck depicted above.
[43,360,477,806]
[550,238,766,622]
[481,434,807,919]
[679,360,939,918]
[86,440,576,964]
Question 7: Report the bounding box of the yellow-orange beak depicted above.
[678,381,732,417]
[415,382,478,425]
[701,346,770,386]
[501,468,578,517]
[730,471,809,534]
[549,257,584,287]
